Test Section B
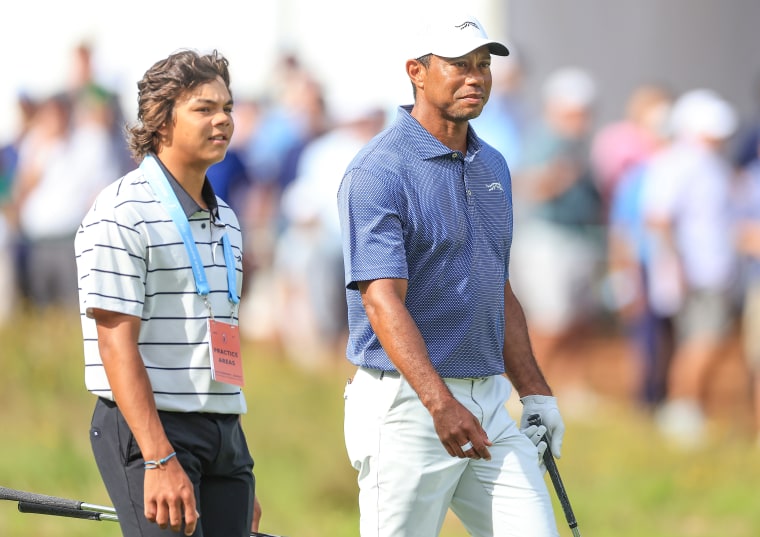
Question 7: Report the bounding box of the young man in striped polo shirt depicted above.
[76,50,259,537]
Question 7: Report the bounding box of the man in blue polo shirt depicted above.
[338,13,564,537]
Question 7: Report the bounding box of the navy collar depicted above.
[153,155,219,220]
[398,105,482,161]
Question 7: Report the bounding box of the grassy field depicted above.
[1,309,759,536]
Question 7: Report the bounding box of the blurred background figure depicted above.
[471,47,529,170]
[11,87,122,311]
[0,92,37,325]
[732,132,760,446]
[65,42,132,173]
[591,84,675,221]
[603,85,675,410]
[8,43,127,312]
[643,89,739,448]
[731,72,760,173]
[271,103,386,370]
[509,66,605,400]
[239,53,329,341]
[9,92,74,308]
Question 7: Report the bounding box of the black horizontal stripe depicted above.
[98,218,142,235]
[87,293,143,306]
[114,198,159,211]
[143,289,232,298]
[138,341,207,346]
[145,366,210,371]
[148,315,237,321]
[91,267,142,279]
[152,391,242,396]
[92,242,144,262]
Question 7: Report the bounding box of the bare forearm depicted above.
[359,279,453,412]
[106,353,173,459]
[94,311,173,460]
[503,283,552,397]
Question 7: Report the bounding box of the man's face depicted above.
[160,76,234,169]
[419,46,493,122]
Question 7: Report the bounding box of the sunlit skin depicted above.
[157,76,234,208]
[407,45,493,153]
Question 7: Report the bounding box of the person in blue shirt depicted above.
[338,12,564,537]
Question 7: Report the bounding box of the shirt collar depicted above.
[154,156,220,221]
[397,105,482,161]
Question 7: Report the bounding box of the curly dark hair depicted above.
[126,49,232,161]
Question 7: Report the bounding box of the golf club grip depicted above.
[542,450,578,529]
[526,415,580,532]
[0,486,82,511]
[18,501,104,520]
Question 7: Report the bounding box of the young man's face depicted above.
[419,46,493,123]
[159,76,234,169]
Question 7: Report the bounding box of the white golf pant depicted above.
[344,367,559,537]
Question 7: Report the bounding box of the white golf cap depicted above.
[410,13,509,59]
[542,67,597,109]
[669,89,737,140]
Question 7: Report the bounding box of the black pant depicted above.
[90,398,255,537]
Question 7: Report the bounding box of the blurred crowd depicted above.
[2,42,760,448]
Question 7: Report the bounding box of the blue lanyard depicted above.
[140,155,240,310]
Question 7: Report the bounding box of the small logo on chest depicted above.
[486,182,504,192]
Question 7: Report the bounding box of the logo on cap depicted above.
[455,21,481,31]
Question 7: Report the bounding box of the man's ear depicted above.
[156,120,172,149]
[406,59,425,93]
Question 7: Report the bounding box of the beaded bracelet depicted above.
[144,452,177,470]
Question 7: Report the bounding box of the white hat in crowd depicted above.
[668,88,737,140]
[410,13,509,60]
[542,67,597,109]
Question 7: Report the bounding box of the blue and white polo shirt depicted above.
[75,160,246,414]
[338,105,513,378]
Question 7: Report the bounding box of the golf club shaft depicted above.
[542,449,580,535]
[2,486,286,537]
[18,501,118,521]
[527,415,581,536]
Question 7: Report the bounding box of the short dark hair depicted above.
[126,49,231,161]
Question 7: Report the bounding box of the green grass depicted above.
[1,309,759,536]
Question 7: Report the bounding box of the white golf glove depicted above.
[521,421,549,472]
[520,395,565,458]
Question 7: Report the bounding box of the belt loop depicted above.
[380,371,385,380]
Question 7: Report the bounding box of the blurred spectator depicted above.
[0,92,37,323]
[271,103,386,369]
[644,89,739,447]
[243,53,328,192]
[731,72,760,171]
[9,93,72,303]
[239,53,329,341]
[591,84,673,219]
[604,88,675,409]
[509,66,605,393]
[732,148,760,446]
[11,87,121,310]
[470,48,529,168]
[66,42,132,173]
[207,147,252,219]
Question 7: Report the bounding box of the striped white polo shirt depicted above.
[75,164,246,414]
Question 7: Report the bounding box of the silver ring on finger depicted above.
[460,441,473,451]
